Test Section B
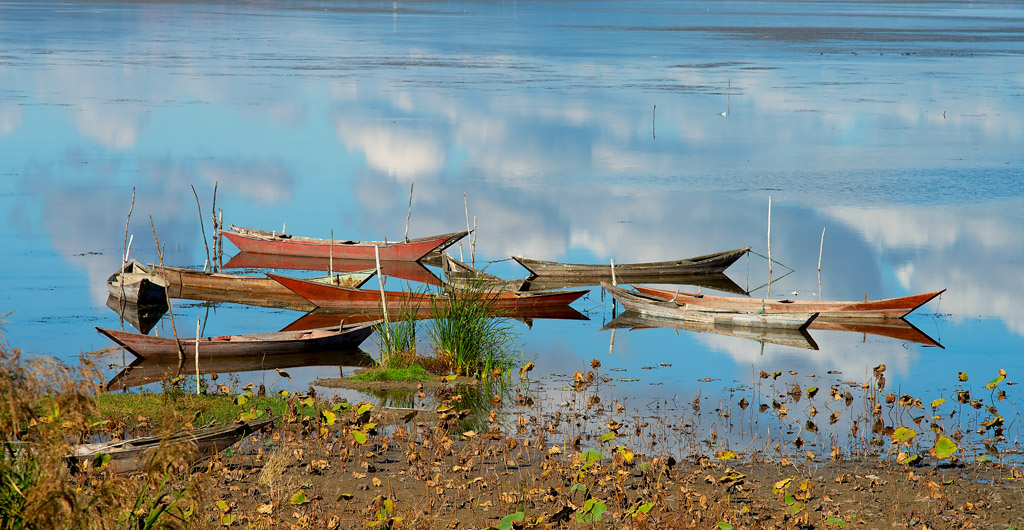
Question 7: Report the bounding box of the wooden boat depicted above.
[267,273,589,312]
[107,259,167,304]
[632,286,945,321]
[603,283,818,330]
[221,225,468,261]
[106,349,376,391]
[105,295,168,335]
[223,252,445,287]
[70,417,273,474]
[155,264,375,311]
[602,310,820,350]
[512,247,750,278]
[280,303,589,332]
[96,321,378,361]
[440,253,748,294]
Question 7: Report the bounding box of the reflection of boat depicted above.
[281,303,590,332]
[107,260,167,304]
[106,348,377,391]
[633,286,945,321]
[602,310,820,350]
[513,247,750,278]
[71,418,274,474]
[156,264,375,311]
[440,253,748,294]
[104,295,168,335]
[268,273,589,312]
[809,319,944,348]
[603,283,818,330]
[223,253,445,287]
[96,321,378,361]
[222,225,468,261]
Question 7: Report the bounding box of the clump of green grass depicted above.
[425,281,519,377]
[351,364,433,382]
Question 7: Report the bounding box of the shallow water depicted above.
[1,0,1023,456]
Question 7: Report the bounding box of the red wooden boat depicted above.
[222,225,468,261]
[266,273,588,312]
[96,321,378,361]
[222,252,445,287]
[280,303,589,332]
[632,286,944,321]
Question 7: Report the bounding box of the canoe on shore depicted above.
[96,321,378,361]
[70,417,274,474]
[267,273,589,312]
[222,225,468,261]
[107,259,167,304]
[603,283,818,330]
[512,247,750,278]
[632,286,945,321]
[156,264,375,311]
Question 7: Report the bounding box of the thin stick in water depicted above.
[375,245,389,323]
[151,216,183,362]
[767,196,772,298]
[191,185,211,273]
[195,318,201,395]
[818,226,826,300]
[405,181,414,243]
[610,258,617,286]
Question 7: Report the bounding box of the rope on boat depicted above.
[747,249,794,273]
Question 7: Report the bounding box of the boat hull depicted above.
[513,247,750,278]
[222,226,467,261]
[96,322,377,361]
[604,283,817,330]
[633,286,945,321]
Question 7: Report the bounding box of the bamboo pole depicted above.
[610,258,617,286]
[150,216,184,362]
[210,181,218,271]
[818,226,826,300]
[191,185,211,273]
[472,216,477,267]
[375,245,389,323]
[405,182,414,243]
[195,318,201,395]
[766,196,772,298]
[330,229,334,277]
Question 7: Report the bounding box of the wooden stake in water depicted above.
[191,185,211,273]
[818,226,826,300]
[375,245,389,323]
[195,318,201,395]
[405,181,414,243]
[472,216,477,267]
[609,328,616,356]
[766,196,772,298]
[329,229,334,277]
[610,258,617,286]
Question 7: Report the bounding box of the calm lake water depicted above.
[2,0,1023,455]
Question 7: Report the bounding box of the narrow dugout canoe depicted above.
[512,247,750,278]
[221,225,468,261]
[267,273,589,312]
[603,283,818,330]
[96,321,378,361]
[222,252,446,287]
[155,264,375,311]
[632,286,945,321]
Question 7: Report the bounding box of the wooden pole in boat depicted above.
[375,245,390,323]
[330,229,334,278]
[610,258,617,286]
[818,226,825,300]
[150,216,183,362]
[462,192,470,262]
[210,181,218,272]
[609,328,616,356]
[191,185,211,273]
[472,216,477,267]
[217,209,224,270]
[405,181,414,243]
[195,318,201,395]
[767,196,772,298]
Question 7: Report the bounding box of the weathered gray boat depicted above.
[603,283,817,330]
[512,247,750,279]
[601,310,819,350]
[70,417,274,474]
[107,259,167,304]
